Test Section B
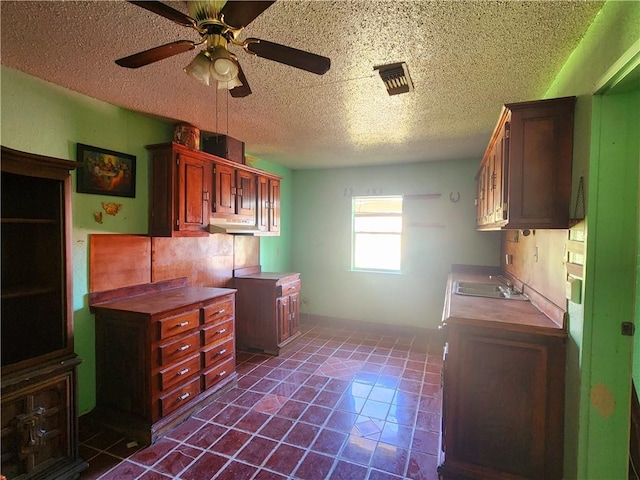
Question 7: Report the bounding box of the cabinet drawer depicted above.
[158,331,200,366]
[203,296,234,324]
[202,319,233,346]
[279,280,300,296]
[202,338,234,368]
[158,353,200,391]
[159,310,199,341]
[203,357,235,390]
[159,377,201,417]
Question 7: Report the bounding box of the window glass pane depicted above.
[354,196,403,214]
[354,216,402,233]
[354,233,401,270]
[352,195,403,272]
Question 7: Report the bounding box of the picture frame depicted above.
[76,143,136,198]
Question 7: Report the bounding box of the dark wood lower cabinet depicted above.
[439,322,566,479]
[1,357,87,480]
[234,272,301,355]
[90,280,238,444]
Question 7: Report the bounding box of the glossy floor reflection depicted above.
[79,321,443,480]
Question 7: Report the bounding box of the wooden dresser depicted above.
[233,268,301,355]
[90,278,237,444]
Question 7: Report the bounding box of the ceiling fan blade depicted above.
[116,40,197,68]
[127,1,197,28]
[230,65,252,98]
[220,1,276,29]
[245,39,330,75]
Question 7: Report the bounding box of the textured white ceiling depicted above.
[0,1,603,169]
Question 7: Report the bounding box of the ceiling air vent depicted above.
[374,62,414,96]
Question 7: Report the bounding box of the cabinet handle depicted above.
[491,172,497,190]
[178,368,190,376]
[217,370,227,378]
[214,309,226,315]
[178,344,190,352]
[216,349,227,357]
[176,321,189,328]
[217,328,227,335]
[178,392,190,401]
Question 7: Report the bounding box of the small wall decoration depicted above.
[76,143,136,198]
[102,202,123,216]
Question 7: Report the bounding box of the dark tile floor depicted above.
[79,322,443,480]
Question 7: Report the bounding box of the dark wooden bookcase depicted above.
[1,146,86,479]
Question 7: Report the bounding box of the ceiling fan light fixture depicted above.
[184,51,213,86]
[208,47,239,82]
[217,76,243,90]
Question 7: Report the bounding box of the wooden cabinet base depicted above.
[1,356,87,480]
[245,330,302,357]
[90,372,237,445]
[234,272,301,356]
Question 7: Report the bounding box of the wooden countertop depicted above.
[444,268,565,337]
[234,272,299,282]
[90,280,235,316]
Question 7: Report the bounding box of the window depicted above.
[352,195,403,272]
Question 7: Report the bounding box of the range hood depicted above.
[209,217,262,235]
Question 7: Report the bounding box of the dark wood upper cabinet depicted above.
[477,96,575,230]
[256,175,280,235]
[1,146,87,479]
[148,143,211,237]
[147,143,280,236]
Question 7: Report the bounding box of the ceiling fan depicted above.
[115,0,331,98]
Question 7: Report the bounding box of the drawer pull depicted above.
[177,344,190,352]
[217,370,227,378]
[214,308,226,315]
[177,321,189,327]
[216,349,227,357]
[178,392,190,401]
[178,368,190,376]
[217,328,227,335]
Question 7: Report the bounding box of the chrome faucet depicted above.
[489,275,517,293]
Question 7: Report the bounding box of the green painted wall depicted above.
[249,158,293,272]
[585,85,639,480]
[543,1,640,477]
[291,160,501,329]
[1,66,174,414]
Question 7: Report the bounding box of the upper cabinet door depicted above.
[212,162,235,215]
[177,152,210,233]
[269,178,281,233]
[236,169,256,218]
[256,175,269,232]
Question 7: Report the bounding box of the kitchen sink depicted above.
[453,281,529,301]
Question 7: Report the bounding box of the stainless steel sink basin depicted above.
[453,281,529,301]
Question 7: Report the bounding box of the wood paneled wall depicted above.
[89,234,260,292]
